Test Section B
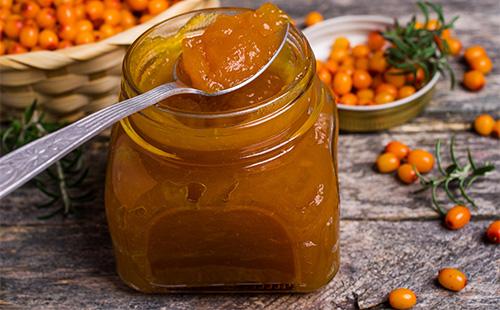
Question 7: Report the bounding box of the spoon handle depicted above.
[0,82,188,199]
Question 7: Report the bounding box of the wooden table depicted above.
[1,0,499,309]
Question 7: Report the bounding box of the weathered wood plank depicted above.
[1,220,498,309]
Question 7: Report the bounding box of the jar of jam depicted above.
[105,6,340,293]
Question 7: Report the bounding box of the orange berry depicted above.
[36,7,56,29]
[357,88,374,100]
[414,21,423,29]
[385,141,410,160]
[324,59,338,74]
[352,44,370,58]
[139,14,152,24]
[397,164,417,184]
[367,31,385,51]
[329,48,349,63]
[463,70,486,91]
[444,37,462,56]
[85,0,104,21]
[58,23,76,41]
[127,0,148,12]
[388,288,417,310]
[97,23,115,39]
[369,51,387,73]
[355,57,369,70]
[376,152,400,173]
[121,10,136,29]
[352,69,372,89]
[332,36,350,50]
[76,19,93,33]
[317,68,331,85]
[332,72,352,95]
[438,268,467,292]
[486,220,500,243]
[375,91,395,104]
[0,0,12,9]
[8,41,27,54]
[426,19,440,31]
[74,3,85,19]
[304,11,323,27]
[342,56,355,67]
[406,68,425,85]
[407,149,434,173]
[376,83,398,98]
[75,31,94,45]
[148,0,169,15]
[338,65,354,76]
[441,29,452,38]
[38,28,58,49]
[19,25,39,48]
[444,205,471,230]
[21,0,40,19]
[340,93,358,105]
[473,114,495,136]
[469,56,493,74]
[104,0,122,10]
[103,8,121,26]
[492,120,500,139]
[58,39,73,48]
[464,45,487,64]
[384,68,406,87]
[398,85,416,99]
[4,15,23,39]
[57,4,75,25]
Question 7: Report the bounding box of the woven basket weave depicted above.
[0,0,219,122]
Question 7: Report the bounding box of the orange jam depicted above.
[106,5,339,293]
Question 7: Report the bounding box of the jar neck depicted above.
[121,23,320,166]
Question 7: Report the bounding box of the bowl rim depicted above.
[303,14,441,112]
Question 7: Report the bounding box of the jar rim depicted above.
[122,7,314,120]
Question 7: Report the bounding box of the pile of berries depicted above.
[463,45,493,91]
[0,0,175,55]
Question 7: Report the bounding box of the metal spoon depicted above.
[0,24,289,199]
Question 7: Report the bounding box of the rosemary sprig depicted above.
[415,137,495,216]
[1,102,93,219]
[382,1,459,88]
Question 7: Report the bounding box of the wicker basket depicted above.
[0,0,219,122]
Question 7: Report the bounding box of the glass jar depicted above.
[105,8,339,293]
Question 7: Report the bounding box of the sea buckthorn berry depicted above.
[376,83,398,98]
[329,48,349,63]
[367,31,385,51]
[103,8,121,26]
[385,141,410,160]
[384,68,406,88]
[148,0,169,16]
[441,29,452,38]
[21,0,40,19]
[139,14,152,24]
[492,120,500,138]
[57,4,75,26]
[438,268,467,292]
[36,7,56,29]
[398,85,416,99]
[325,59,338,74]
[444,205,471,230]
[76,19,93,33]
[486,220,500,243]
[426,19,440,30]
[304,11,323,27]
[407,149,434,173]
[1,0,13,9]
[86,0,104,21]
[121,10,136,29]
[317,68,332,85]
[369,51,387,73]
[473,114,495,136]
[406,68,425,85]
[463,70,486,91]
[59,23,77,41]
[375,91,395,105]
[104,0,123,10]
[19,25,39,48]
[340,93,358,105]
[338,65,354,76]
[464,45,487,64]
[127,0,148,12]
[469,56,493,74]
[39,28,58,49]
[414,21,423,29]
[4,16,23,39]
[444,37,462,56]
[357,88,374,100]
[332,36,350,50]
[342,56,355,67]
[376,153,400,173]
[388,288,417,310]
[8,41,27,54]
[75,31,95,45]
[58,39,72,48]
[397,164,417,184]
[332,72,352,95]
[352,44,370,58]
[352,69,372,89]
[74,3,85,20]
[355,57,369,70]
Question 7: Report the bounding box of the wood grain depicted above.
[1,0,500,309]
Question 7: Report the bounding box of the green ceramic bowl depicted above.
[303,15,440,132]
